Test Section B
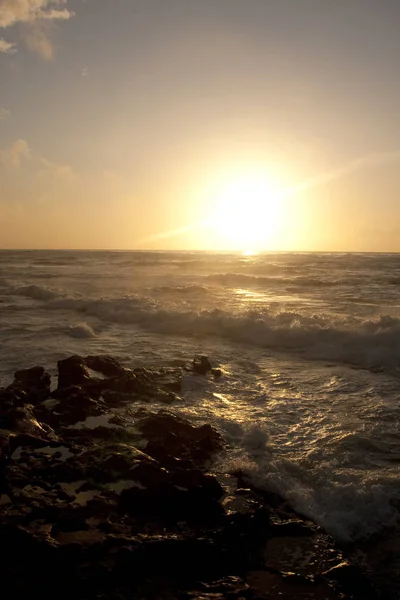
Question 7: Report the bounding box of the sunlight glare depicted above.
[209,171,286,251]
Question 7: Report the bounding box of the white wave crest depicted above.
[7,283,400,367]
[67,323,96,338]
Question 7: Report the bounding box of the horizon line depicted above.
[1,248,400,255]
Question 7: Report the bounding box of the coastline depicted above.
[0,355,382,599]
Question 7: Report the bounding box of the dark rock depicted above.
[57,355,91,389]
[120,460,225,525]
[269,520,316,537]
[322,561,378,597]
[1,366,51,409]
[64,443,154,483]
[136,411,225,467]
[84,355,127,378]
[129,461,169,486]
[211,368,223,378]
[14,366,50,388]
[119,472,224,524]
[193,355,212,375]
[0,406,50,437]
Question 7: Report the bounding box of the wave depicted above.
[150,284,211,296]
[13,284,65,301]
[229,452,400,542]
[8,283,400,368]
[205,273,339,289]
[66,322,97,339]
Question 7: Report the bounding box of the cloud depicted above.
[0,37,16,53]
[0,139,31,168]
[38,157,77,181]
[0,108,10,120]
[0,1,74,58]
[0,1,74,28]
[23,23,54,59]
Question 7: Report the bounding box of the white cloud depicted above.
[0,1,74,28]
[0,1,74,58]
[0,37,16,53]
[0,108,10,120]
[0,139,30,168]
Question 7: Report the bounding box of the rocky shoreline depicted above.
[0,355,382,599]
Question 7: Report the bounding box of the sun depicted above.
[209,171,285,252]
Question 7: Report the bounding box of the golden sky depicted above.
[1,0,400,251]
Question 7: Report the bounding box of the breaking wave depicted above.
[8,283,400,368]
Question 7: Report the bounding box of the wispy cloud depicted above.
[0,1,75,58]
[0,107,10,120]
[0,139,30,168]
[38,156,77,182]
[0,37,16,53]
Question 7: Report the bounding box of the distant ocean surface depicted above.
[1,250,400,587]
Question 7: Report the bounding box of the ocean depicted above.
[1,249,400,589]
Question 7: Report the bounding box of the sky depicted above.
[1,0,400,251]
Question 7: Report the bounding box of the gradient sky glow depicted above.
[1,0,400,251]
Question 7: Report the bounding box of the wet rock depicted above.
[85,355,128,378]
[0,406,51,438]
[0,387,24,414]
[247,570,338,600]
[10,366,52,404]
[322,561,378,597]
[0,366,51,412]
[64,443,155,484]
[57,355,92,389]
[211,368,223,378]
[136,411,225,467]
[193,355,212,375]
[186,576,251,599]
[14,366,50,388]
[119,464,224,524]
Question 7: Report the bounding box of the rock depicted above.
[322,561,378,596]
[57,355,92,389]
[14,366,50,388]
[211,368,223,378]
[0,366,51,410]
[63,443,155,484]
[193,355,212,375]
[0,406,50,438]
[84,355,128,378]
[119,462,225,524]
[136,411,225,467]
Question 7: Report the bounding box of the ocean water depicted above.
[1,250,400,584]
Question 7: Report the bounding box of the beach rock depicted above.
[193,355,212,375]
[57,355,92,389]
[84,355,128,378]
[0,405,50,437]
[119,467,224,524]
[0,366,51,412]
[211,367,223,378]
[135,410,225,467]
[322,561,377,596]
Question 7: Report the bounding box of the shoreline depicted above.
[0,355,384,599]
